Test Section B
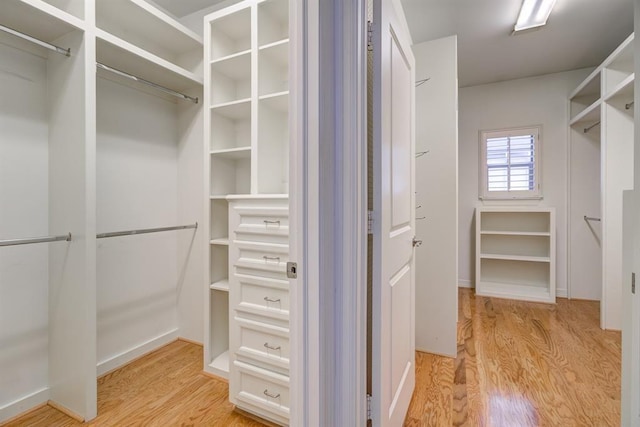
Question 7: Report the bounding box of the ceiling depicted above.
[400,0,634,87]
[153,0,634,87]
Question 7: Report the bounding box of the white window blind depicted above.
[480,127,541,199]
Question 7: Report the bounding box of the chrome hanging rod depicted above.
[583,121,601,134]
[416,77,431,87]
[584,215,601,222]
[97,223,198,239]
[416,150,430,158]
[626,101,635,110]
[96,63,198,104]
[0,233,71,247]
[0,23,70,57]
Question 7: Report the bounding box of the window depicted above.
[479,127,541,200]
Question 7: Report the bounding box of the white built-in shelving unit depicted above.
[204,1,291,424]
[568,33,634,329]
[0,0,204,423]
[476,208,556,303]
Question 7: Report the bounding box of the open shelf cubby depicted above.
[210,102,251,151]
[258,0,288,47]
[476,207,556,303]
[209,7,251,61]
[210,50,251,105]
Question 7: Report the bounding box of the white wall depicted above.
[459,69,592,297]
[413,36,458,357]
[96,77,179,370]
[0,42,49,410]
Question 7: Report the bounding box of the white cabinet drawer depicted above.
[236,317,290,370]
[234,241,289,277]
[236,273,289,321]
[233,205,289,245]
[234,360,290,424]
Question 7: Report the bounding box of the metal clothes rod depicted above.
[583,121,601,134]
[626,101,635,110]
[97,63,199,104]
[584,216,601,222]
[0,23,70,57]
[416,77,431,87]
[97,223,198,239]
[0,233,71,247]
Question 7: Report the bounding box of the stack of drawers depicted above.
[228,197,290,426]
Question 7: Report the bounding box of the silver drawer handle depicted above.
[263,256,280,262]
[264,389,281,399]
[264,296,281,303]
[264,220,281,225]
[264,342,281,351]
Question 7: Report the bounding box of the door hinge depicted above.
[367,21,373,51]
[633,272,636,294]
[367,210,374,234]
[366,393,372,420]
[287,262,297,279]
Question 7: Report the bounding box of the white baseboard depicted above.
[458,279,474,288]
[97,328,179,377]
[0,387,49,424]
[556,288,568,298]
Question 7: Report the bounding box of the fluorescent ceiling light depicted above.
[514,0,557,32]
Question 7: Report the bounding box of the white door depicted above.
[371,0,416,425]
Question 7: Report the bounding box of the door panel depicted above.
[372,0,415,425]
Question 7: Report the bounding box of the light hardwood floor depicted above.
[406,289,621,426]
[4,288,620,426]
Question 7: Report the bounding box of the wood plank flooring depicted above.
[4,288,620,426]
[406,288,621,426]
[2,340,265,427]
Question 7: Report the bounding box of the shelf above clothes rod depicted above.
[0,233,72,247]
[0,23,70,57]
[96,62,199,103]
[583,121,601,134]
[97,223,198,239]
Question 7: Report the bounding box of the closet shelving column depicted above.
[475,208,556,303]
[568,33,634,326]
[0,0,96,422]
[204,0,290,382]
[204,1,253,379]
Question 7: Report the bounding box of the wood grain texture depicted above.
[406,288,621,426]
[4,289,620,426]
[1,340,265,427]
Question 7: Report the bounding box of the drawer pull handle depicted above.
[264,296,281,303]
[264,220,281,225]
[264,342,281,351]
[264,389,281,399]
[263,256,280,262]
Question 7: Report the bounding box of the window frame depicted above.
[478,126,543,200]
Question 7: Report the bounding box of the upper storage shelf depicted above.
[569,33,634,122]
[258,0,288,47]
[209,6,251,61]
[96,0,203,79]
[0,0,84,48]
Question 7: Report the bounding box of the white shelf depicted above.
[259,38,289,61]
[476,281,553,304]
[96,0,203,74]
[210,147,252,160]
[210,238,230,246]
[570,70,601,100]
[569,99,602,126]
[604,73,634,102]
[480,253,551,263]
[259,91,289,112]
[480,230,550,237]
[96,29,203,94]
[210,279,230,292]
[476,208,555,303]
[208,350,230,379]
[211,98,251,119]
[1,0,84,45]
